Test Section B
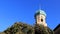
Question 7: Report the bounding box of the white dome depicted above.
[36,10,46,16]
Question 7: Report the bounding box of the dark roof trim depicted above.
[54,24,60,31]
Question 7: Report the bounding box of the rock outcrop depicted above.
[0,22,54,34]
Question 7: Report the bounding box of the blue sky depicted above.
[0,0,60,32]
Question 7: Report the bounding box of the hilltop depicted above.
[0,22,54,34]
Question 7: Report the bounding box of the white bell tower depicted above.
[34,10,47,27]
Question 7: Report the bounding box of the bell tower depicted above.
[34,10,47,27]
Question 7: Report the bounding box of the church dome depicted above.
[34,10,46,18]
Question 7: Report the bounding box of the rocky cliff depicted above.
[0,22,54,34]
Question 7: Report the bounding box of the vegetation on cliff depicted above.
[0,22,54,34]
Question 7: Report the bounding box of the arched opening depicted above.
[41,18,43,22]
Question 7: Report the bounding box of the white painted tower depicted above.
[34,10,47,27]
